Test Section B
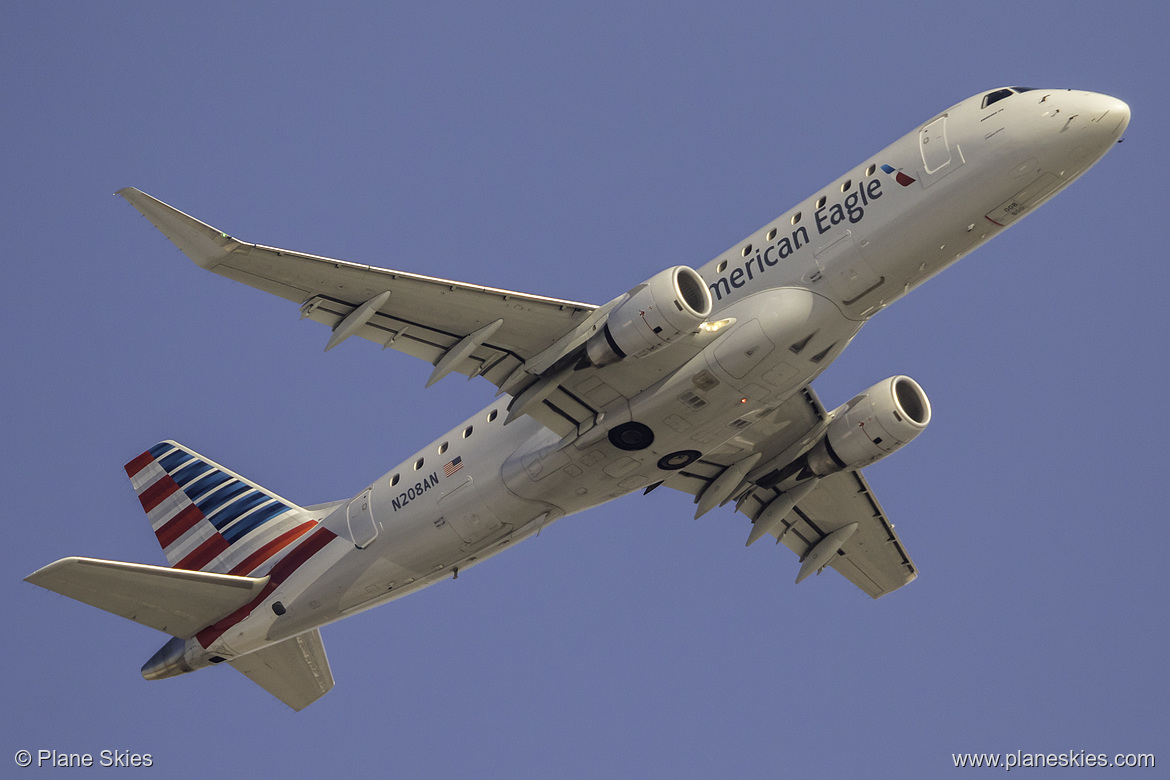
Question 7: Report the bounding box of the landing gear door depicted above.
[346,489,378,549]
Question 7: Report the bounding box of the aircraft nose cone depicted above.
[1105,96,1130,138]
[1030,90,1130,171]
[1063,91,1130,150]
[1082,91,1130,141]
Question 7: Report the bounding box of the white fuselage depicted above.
[203,88,1129,659]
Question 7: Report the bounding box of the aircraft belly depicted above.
[502,288,861,514]
[287,421,555,618]
[438,475,508,546]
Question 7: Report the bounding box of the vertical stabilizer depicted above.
[125,441,318,575]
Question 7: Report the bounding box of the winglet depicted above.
[117,187,239,270]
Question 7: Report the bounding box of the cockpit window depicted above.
[982,86,1040,109]
[981,88,1014,109]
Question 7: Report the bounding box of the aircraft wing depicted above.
[657,386,918,598]
[118,188,603,435]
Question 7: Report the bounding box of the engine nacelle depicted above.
[585,266,713,367]
[805,375,931,477]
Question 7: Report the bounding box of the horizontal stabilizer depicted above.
[230,629,334,711]
[26,557,269,639]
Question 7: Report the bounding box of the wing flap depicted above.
[664,386,918,598]
[230,629,334,711]
[299,293,524,382]
[800,471,916,596]
[25,557,270,639]
[768,471,917,597]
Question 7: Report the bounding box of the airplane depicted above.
[27,87,1129,710]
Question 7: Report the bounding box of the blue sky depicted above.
[4,2,1165,777]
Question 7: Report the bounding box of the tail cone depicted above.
[141,636,194,681]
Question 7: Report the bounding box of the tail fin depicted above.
[125,441,317,576]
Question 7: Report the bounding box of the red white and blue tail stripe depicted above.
[125,441,318,576]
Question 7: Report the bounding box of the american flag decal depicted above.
[443,456,463,477]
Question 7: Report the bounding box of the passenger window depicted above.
[463,426,473,438]
[414,458,424,470]
[391,474,400,486]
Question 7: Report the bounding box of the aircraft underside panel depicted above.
[438,476,508,546]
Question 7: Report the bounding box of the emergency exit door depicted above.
[346,489,378,549]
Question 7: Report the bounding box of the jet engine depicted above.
[585,266,713,367]
[804,375,931,477]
